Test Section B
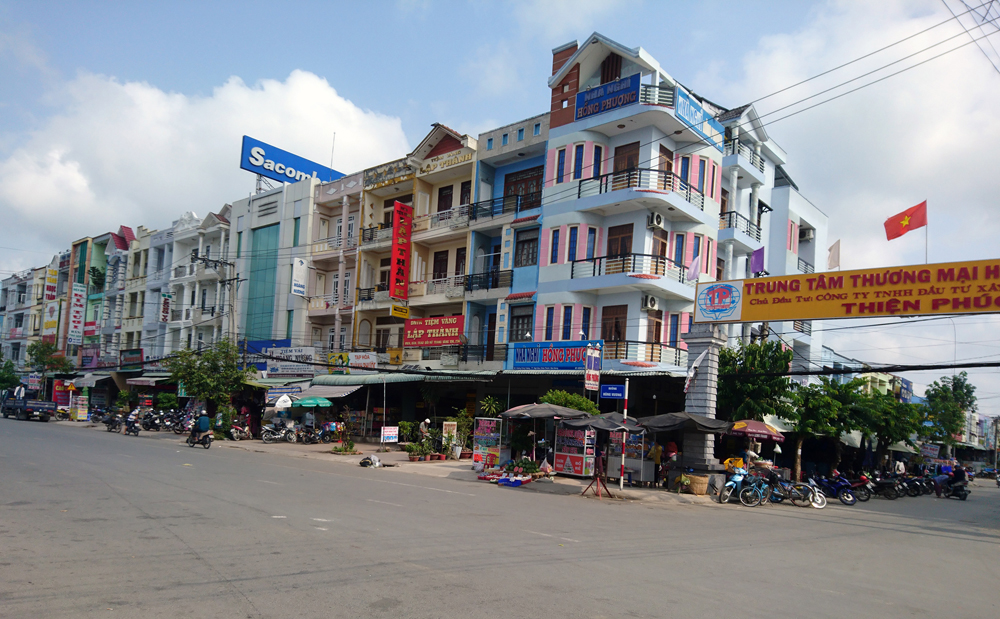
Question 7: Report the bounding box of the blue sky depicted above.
[2,0,1000,406]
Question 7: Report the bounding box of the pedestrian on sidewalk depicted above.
[649,442,663,488]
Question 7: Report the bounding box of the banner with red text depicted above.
[389,200,413,300]
[403,315,464,347]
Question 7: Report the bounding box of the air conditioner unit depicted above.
[641,294,658,311]
[646,212,666,230]
[799,228,815,242]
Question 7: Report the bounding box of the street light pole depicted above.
[620,377,629,491]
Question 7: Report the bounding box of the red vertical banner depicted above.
[390,200,413,300]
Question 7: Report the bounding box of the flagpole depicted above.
[925,220,928,264]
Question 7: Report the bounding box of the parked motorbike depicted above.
[719,467,749,504]
[299,427,321,445]
[868,474,899,500]
[812,474,857,506]
[173,415,193,435]
[942,480,970,500]
[187,432,212,449]
[229,420,252,441]
[261,424,295,444]
[140,412,163,432]
[765,471,821,507]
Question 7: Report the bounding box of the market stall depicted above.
[561,412,646,482]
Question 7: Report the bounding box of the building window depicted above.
[710,163,717,198]
[487,138,493,150]
[705,239,713,273]
[581,307,591,340]
[692,235,702,267]
[697,159,706,193]
[545,306,554,341]
[502,133,509,146]
[567,227,578,262]
[593,145,602,178]
[680,157,690,184]
[517,128,524,141]
[586,228,596,259]
[533,123,541,136]
[455,247,467,276]
[673,234,685,266]
[721,188,729,211]
[668,314,679,347]
[293,217,301,247]
[562,306,573,340]
[514,228,539,267]
[236,231,242,259]
[573,144,584,179]
[550,229,560,264]
[286,310,293,340]
[561,99,568,108]
[509,305,534,342]
[556,149,566,184]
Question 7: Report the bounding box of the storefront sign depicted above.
[28,373,42,389]
[363,158,413,190]
[442,421,458,445]
[291,258,308,297]
[417,148,473,175]
[53,380,70,407]
[575,73,640,121]
[265,347,316,377]
[43,300,61,337]
[120,348,143,371]
[240,135,341,184]
[327,351,378,374]
[80,345,100,369]
[160,292,172,322]
[585,345,601,391]
[920,443,941,458]
[44,267,58,301]
[67,282,86,345]
[83,320,98,338]
[381,426,399,443]
[511,340,604,370]
[473,417,502,465]
[675,89,724,152]
[695,259,1000,324]
[600,384,625,399]
[389,200,413,300]
[391,304,410,319]
[404,315,464,347]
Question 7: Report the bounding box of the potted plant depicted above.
[404,442,420,462]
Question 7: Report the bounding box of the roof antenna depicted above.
[329,132,337,176]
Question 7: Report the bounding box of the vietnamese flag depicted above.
[884,201,927,240]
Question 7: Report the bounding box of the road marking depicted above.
[182,464,192,467]
[311,518,331,522]
[271,516,286,519]
[313,527,328,531]
[524,530,578,543]
[366,499,404,508]
[256,480,280,485]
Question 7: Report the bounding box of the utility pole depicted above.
[189,250,239,344]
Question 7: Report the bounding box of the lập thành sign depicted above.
[694,258,1000,323]
[389,200,412,301]
[403,315,463,347]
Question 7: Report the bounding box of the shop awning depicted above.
[245,378,312,389]
[125,373,173,386]
[562,412,644,433]
[500,402,591,420]
[72,373,114,388]
[296,385,362,400]
[888,442,917,454]
[637,412,733,434]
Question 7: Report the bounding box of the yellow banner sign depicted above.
[390,304,410,319]
[693,258,1000,323]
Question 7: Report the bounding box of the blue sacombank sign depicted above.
[575,74,640,121]
[675,90,725,152]
[511,340,603,370]
[240,136,342,184]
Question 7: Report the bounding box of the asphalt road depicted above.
[1,418,998,619]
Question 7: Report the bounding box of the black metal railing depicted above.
[719,211,761,241]
[460,344,508,364]
[793,320,812,336]
[723,140,765,173]
[600,340,687,366]
[570,253,693,286]
[578,168,705,210]
[468,191,541,223]
[465,269,513,292]
[797,257,814,274]
[360,223,392,245]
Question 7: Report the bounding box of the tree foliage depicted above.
[164,339,251,413]
[26,341,74,375]
[0,352,20,391]
[856,393,924,465]
[923,372,976,445]
[539,389,599,415]
[88,267,106,292]
[717,341,795,422]
[786,382,842,481]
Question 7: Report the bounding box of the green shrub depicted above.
[539,389,599,415]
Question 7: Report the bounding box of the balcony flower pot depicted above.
[460,451,473,460]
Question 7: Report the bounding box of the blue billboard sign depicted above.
[511,341,604,370]
[675,89,724,152]
[575,74,640,121]
[600,384,625,400]
[240,136,342,184]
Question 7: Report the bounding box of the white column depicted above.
[750,183,761,224]
[334,314,342,352]
[728,166,739,218]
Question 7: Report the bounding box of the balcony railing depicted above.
[571,253,694,287]
[314,235,357,253]
[793,320,812,336]
[424,275,467,296]
[578,168,705,210]
[797,257,814,274]
[174,264,194,278]
[423,204,471,231]
[639,84,675,107]
[723,140,765,173]
[460,344,508,364]
[719,211,761,242]
[468,192,541,223]
[357,283,388,303]
[465,269,513,292]
[601,340,687,366]
[360,224,392,246]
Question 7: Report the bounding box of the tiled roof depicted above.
[120,226,136,244]
[215,214,230,224]
[717,104,749,122]
[505,291,536,301]
[620,361,657,368]
[627,273,661,280]
[512,215,540,224]
[110,233,128,250]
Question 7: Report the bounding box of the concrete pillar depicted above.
[680,323,727,472]
[341,196,350,245]
[197,233,205,258]
[750,182,761,227]
[334,314,342,352]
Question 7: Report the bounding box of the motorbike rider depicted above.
[125,407,140,435]
[192,409,211,443]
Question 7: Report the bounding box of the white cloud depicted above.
[696,0,1000,408]
[511,0,632,43]
[0,70,410,271]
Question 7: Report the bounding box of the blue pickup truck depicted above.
[1,397,56,422]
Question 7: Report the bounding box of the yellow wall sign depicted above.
[391,304,410,319]
[694,258,1000,323]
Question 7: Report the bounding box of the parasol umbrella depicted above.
[728,419,785,443]
[499,403,590,420]
[291,396,333,408]
[638,412,733,434]
[273,394,293,410]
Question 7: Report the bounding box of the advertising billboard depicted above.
[159,292,172,322]
[239,135,342,185]
[264,347,316,377]
[575,73,640,121]
[42,300,61,337]
[44,267,58,301]
[389,200,413,300]
[695,258,1000,324]
[675,89,724,152]
[119,348,144,371]
[291,258,308,297]
[327,351,378,374]
[67,283,86,345]
[403,315,464,347]
[511,341,604,370]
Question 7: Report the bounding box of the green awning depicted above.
[245,378,312,389]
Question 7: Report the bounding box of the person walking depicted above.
[649,442,663,488]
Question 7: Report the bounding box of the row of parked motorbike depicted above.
[719,467,971,508]
[95,410,334,447]
[260,423,337,445]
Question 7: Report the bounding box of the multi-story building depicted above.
[95,227,136,368]
[1,269,35,368]
[121,226,154,355]
[143,225,176,359]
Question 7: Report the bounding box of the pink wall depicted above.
[545,149,557,187]
[535,305,546,341]
[582,141,594,179]
[679,312,690,350]
[572,303,583,338]
[559,225,568,263]
[540,228,551,267]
